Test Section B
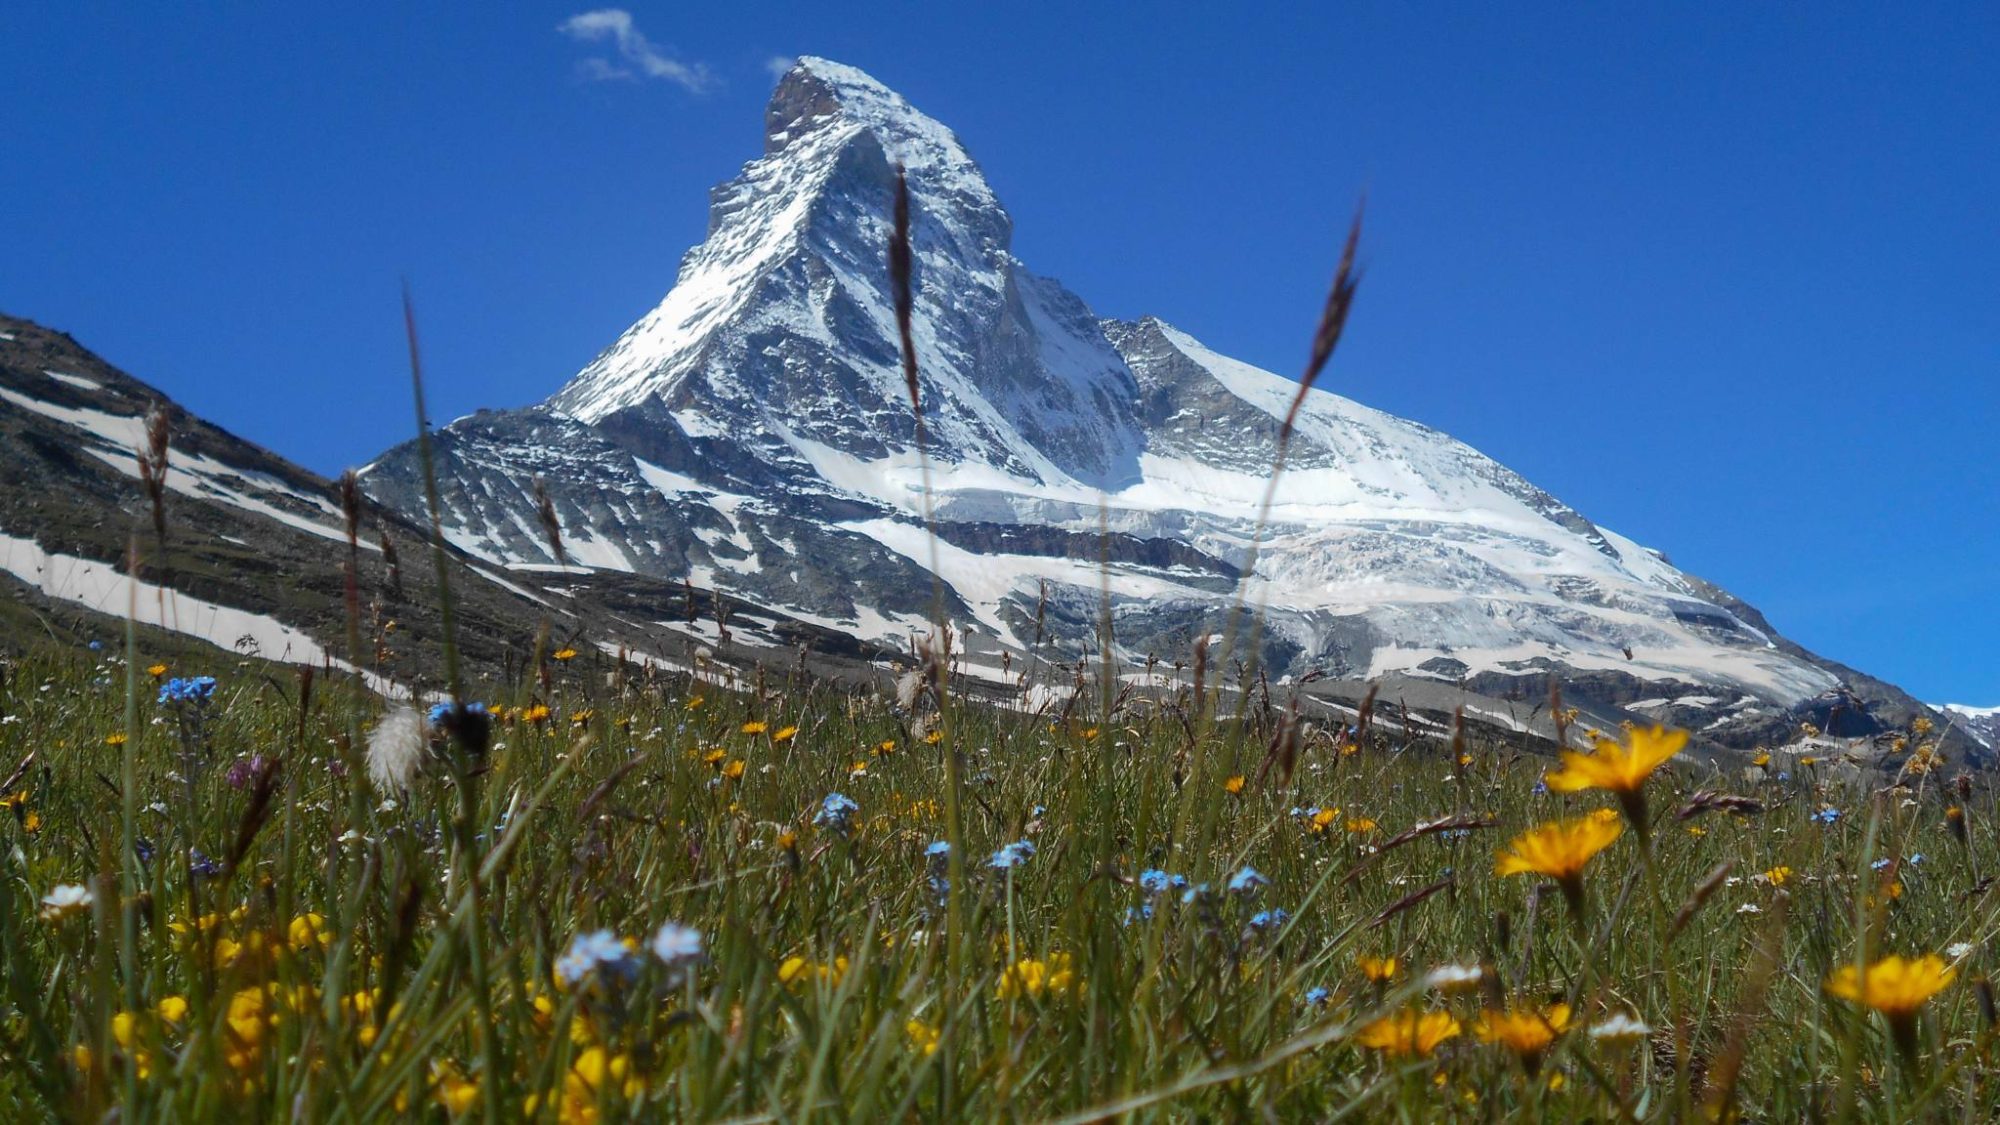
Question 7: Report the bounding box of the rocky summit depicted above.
[356,57,1950,755]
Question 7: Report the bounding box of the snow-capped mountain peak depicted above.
[360,58,1961,756]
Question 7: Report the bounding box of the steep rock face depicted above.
[358,57,1961,753]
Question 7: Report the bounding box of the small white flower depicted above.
[1947,942,1976,960]
[1424,963,1484,993]
[1589,1013,1653,1045]
[40,883,93,920]
[1736,903,1762,914]
[366,706,426,793]
[649,922,704,967]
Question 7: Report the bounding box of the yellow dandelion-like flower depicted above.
[1309,807,1340,835]
[1762,866,1793,887]
[147,663,168,678]
[905,1019,941,1057]
[1545,724,1685,796]
[1752,751,1772,768]
[1223,775,1246,796]
[1354,1009,1460,1057]
[1357,954,1399,983]
[997,953,1076,1000]
[702,748,727,768]
[553,647,577,662]
[1475,1003,1571,1073]
[875,739,898,757]
[523,703,551,723]
[773,725,798,743]
[686,696,705,710]
[722,760,745,780]
[1345,817,1379,834]
[923,730,944,746]
[105,732,127,747]
[741,720,768,735]
[23,811,42,834]
[1495,811,1622,917]
[1826,953,1954,1057]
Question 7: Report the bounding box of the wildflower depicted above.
[1248,908,1290,931]
[1357,955,1399,983]
[40,883,93,921]
[773,725,798,743]
[1825,953,1955,1060]
[1223,775,1247,795]
[1762,866,1793,887]
[555,930,637,987]
[1355,1009,1461,1057]
[157,675,217,706]
[702,748,727,768]
[1811,807,1842,825]
[814,793,859,835]
[366,706,426,792]
[906,1019,941,1056]
[989,840,1037,871]
[1752,751,1771,768]
[105,732,127,747]
[146,663,168,678]
[741,720,768,735]
[1589,1012,1653,1046]
[433,1065,480,1114]
[1425,963,1485,994]
[1180,882,1212,905]
[288,913,330,951]
[553,647,577,661]
[1138,869,1187,896]
[1304,986,1333,1006]
[721,759,745,780]
[1543,724,1685,840]
[997,953,1075,1000]
[779,955,850,986]
[1309,808,1340,835]
[874,739,898,757]
[523,703,552,723]
[923,730,944,746]
[649,922,704,969]
[1226,866,1268,895]
[1475,1003,1572,1074]
[1494,811,1623,919]
[1121,904,1154,926]
[1947,942,1976,960]
[1345,817,1378,834]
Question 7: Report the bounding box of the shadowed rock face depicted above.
[352,58,1971,762]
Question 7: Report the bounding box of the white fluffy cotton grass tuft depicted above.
[367,705,426,793]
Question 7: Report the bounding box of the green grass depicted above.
[0,640,1992,1121]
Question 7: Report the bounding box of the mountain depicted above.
[0,313,735,692]
[358,57,1969,758]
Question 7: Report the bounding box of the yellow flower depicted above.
[997,953,1075,1000]
[157,995,189,1024]
[923,730,944,746]
[686,695,705,710]
[433,1066,479,1114]
[1495,811,1623,882]
[741,720,768,735]
[147,663,168,678]
[1544,724,1685,796]
[1762,866,1792,887]
[1223,775,1247,796]
[1495,811,1623,916]
[1826,953,1954,1057]
[1752,752,1771,768]
[1475,1003,1571,1072]
[1354,1009,1460,1057]
[721,760,745,780]
[1826,954,1953,1015]
[105,732,128,747]
[289,912,330,950]
[773,725,798,743]
[874,739,898,757]
[905,1019,941,1057]
[776,830,797,851]
[779,955,850,986]
[1345,817,1379,834]
[1309,808,1340,835]
[523,703,551,723]
[1357,955,1399,983]
[553,647,577,662]
[702,748,727,768]
[23,811,41,834]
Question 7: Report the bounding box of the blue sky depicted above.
[5,5,1995,703]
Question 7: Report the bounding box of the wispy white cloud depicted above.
[764,55,798,82]
[558,9,713,92]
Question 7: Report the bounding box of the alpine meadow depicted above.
[3,34,1998,1125]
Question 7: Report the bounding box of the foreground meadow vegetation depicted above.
[0,636,1992,1121]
